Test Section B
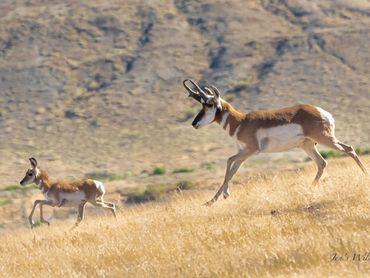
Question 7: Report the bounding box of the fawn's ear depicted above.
[29,157,38,168]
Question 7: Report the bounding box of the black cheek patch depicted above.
[192,110,205,126]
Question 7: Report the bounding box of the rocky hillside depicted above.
[1,0,370,183]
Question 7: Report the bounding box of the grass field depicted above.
[0,156,369,277]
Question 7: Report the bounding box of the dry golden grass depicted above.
[0,157,369,277]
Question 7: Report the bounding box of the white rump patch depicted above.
[94,180,106,195]
[316,106,335,128]
[256,123,305,153]
[59,191,86,206]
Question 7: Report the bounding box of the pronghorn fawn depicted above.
[183,79,368,206]
[20,157,116,228]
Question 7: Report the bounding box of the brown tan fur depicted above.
[205,100,368,205]
[35,169,104,201]
[184,80,368,206]
[215,102,334,152]
[20,158,116,228]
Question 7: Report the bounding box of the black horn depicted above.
[183,79,210,103]
[183,79,202,103]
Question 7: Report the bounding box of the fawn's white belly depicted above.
[59,192,86,207]
[256,124,305,153]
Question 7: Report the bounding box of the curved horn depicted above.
[183,79,198,95]
[182,79,197,94]
[183,79,202,103]
[204,87,214,96]
[183,79,210,102]
[187,79,203,94]
[188,80,210,101]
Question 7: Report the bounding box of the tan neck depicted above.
[34,169,51,190]
[215,100,245,136]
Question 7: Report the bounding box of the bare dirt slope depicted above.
[0,0,370,183]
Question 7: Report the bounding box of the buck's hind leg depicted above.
[301,139,327,185]
[336,142,368,174]
[318,136,368,175]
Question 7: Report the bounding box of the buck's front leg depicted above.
[205,149,253,206]
[222,160,244,199]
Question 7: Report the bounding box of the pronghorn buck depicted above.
[20,157,116,228]
[183,79,368,206]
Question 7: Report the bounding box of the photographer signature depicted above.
[331,252,370,265]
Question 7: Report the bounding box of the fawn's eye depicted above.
[27,172,33,176]
[206,103,213,108]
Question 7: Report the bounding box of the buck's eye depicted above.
[206,103,213,108]
[27,172,33,176]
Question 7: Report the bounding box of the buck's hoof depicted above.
[223,191,230,199]
[203,199,215,206]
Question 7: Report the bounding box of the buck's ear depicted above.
[210,85,221,99]
[29,157,38,168]
[209,86,222,110]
